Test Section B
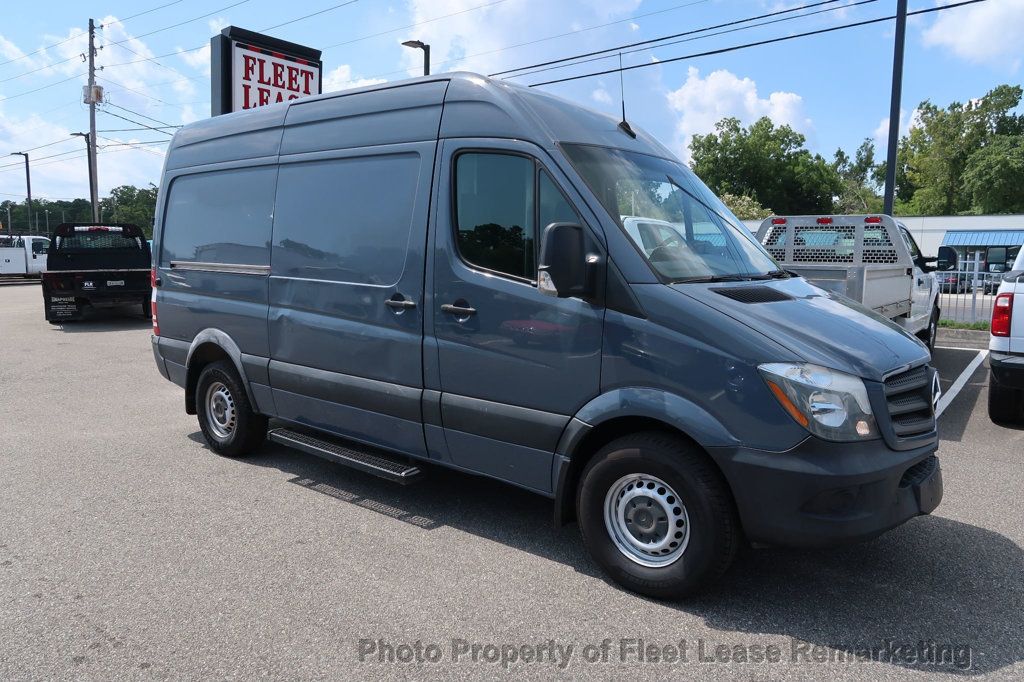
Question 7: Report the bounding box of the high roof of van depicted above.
[164,72,675,171]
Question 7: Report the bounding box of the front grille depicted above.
[884,365,936,438]
[899,455,938,488]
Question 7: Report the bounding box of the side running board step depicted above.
[268,428,423,485]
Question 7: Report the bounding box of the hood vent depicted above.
[713,286,794,304]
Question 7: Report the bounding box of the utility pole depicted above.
[9,152,32,233]
[6,206,11,236]
[85,18,101,222]
[883,0,908,216]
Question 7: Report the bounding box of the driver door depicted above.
[430,139,605,494]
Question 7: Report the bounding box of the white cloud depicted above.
[401,0,641,78]
[322,64,387,92]
[666,67,811,161]
[591,87,613,104]
[922,0,1024,69]
[872,108,919,149]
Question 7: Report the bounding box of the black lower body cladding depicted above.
[709,435,941,548]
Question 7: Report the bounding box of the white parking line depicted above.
[935,345,989,352]
[936,350,988,418]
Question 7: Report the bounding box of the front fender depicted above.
[557,387,741,458]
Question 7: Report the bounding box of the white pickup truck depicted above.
[988,247,1024,423]
[0,235,50,277]
[756,215,941,350]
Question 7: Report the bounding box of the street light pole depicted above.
[402,40,430,76]
[9,152,32,234]
[883,0,908,216]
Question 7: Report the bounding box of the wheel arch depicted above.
[553,388,740,527]
[184,329,254,415]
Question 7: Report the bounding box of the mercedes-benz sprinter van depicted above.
[150,73,942,598]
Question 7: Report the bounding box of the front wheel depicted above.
[918,306,939,353]
[576,432,740,599]
[195,360,267,457]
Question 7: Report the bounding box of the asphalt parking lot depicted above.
[1,281,1021,680]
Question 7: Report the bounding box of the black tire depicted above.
[195,360,267,457]
[576,432,740,599]
[988,371,1024,424]
[918,306,939,353]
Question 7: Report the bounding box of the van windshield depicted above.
[561,143,780,282]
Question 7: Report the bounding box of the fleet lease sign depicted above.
[232,41,320,111]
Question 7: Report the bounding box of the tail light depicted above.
[865,216,883,224]
[771,218,787,225]
[992,293,1013,337]
[150,267,160,336]
[816,217,833,225]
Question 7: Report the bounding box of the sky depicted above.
[0,0,1022,211]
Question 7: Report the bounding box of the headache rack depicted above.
[756,215,913,319]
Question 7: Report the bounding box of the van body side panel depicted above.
[156,161,279,395]
[282,81,447,155]
[268,127,438,456]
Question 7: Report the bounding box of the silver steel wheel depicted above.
[205,381,237,440]
[604,474,690,568]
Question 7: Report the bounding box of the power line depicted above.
[0,148,86,171]
[13,137,81,154]
[0,72,86,103]
[526,0,991,88]
[262,0,361,32]
[103,0,186,26]
[98,126,179,133]
[102,0,252,48]
[331,0,712,87]
[506,0,878,81]
[104,102,179,129]
[98,108,177,135]
[323,0,509,49]
[493,0,849,78]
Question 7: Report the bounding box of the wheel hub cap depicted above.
[604,474,690,568]
[205,381,236,440]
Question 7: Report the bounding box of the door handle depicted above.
[386,296,417,310]
[441,303,476,317]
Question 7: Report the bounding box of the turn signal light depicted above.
[992,293,1013,337]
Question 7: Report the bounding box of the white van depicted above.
[0,235,50,277]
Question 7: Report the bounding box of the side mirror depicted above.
[936,245,958,272]
[538,222,592,298]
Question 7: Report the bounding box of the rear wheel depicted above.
[195,360,267,456]
[988,371,1024,424]
[576,432,739,599]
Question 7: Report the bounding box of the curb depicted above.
[936,327,989,350]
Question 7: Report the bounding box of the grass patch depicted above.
[938,320,990,331]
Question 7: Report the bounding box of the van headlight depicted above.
[758,363,878,441]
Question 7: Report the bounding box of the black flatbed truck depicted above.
[41,223,152,323]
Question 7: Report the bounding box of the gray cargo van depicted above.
[151,73,942,598]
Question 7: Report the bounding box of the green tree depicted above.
[961,135,1024,214]
[900,84,1022,215]
[100,184,159,236]
[833,138,883,213]
[719,192,772,220]
[689,117,841,214]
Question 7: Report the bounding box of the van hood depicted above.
[669,277,929,382]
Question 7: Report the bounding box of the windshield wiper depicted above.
[671,275,751,284]
[749,269,791,280]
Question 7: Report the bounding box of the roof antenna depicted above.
[617,53,636,139]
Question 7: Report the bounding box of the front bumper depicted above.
[709,434,941,548]
[990,351,1024,390]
